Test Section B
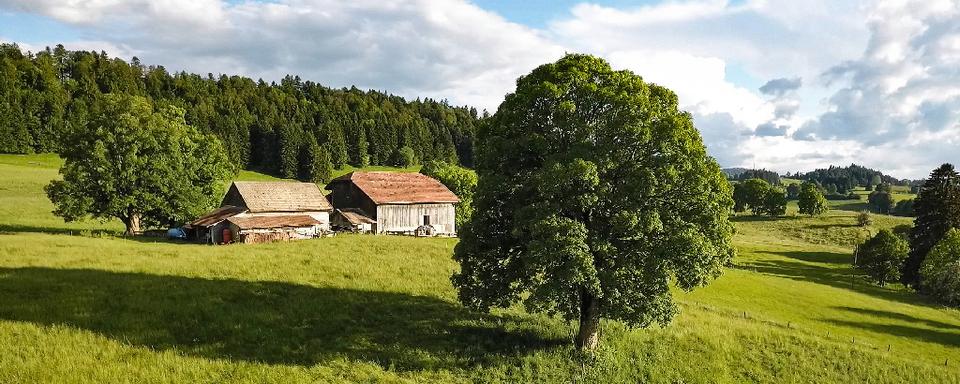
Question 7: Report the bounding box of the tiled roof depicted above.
[327,172,459,204]
[226,215,322,230]
[231,181,333,212]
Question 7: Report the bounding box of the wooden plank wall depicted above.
[376,204,456,234]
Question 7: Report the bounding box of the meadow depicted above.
[0,154,958,383]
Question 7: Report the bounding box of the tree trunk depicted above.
[575,291,601,351]
[123,212,142,236]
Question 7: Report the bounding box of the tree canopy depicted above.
[45,94,233,235]
[733,178,786,217]
[918,228,960,306]
[904,164,960,287]
[453,54,735,350]
[868,190,894,214]
[855,229,908,286]
[0,43,478,175]
[420,160,477,230]
[797,181,828,216]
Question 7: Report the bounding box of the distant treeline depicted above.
[786,164,914,193]
[728,168,780,185]
[0,43,479,177]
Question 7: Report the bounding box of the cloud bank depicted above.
[0,0,957,178]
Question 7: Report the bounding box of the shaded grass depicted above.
[0,266,564,369]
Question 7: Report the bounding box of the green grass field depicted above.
[1,154,958,383]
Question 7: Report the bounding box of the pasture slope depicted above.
[0,154,957,383]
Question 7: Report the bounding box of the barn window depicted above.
[423,215,431,226]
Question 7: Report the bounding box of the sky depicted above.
[0,0,957,179]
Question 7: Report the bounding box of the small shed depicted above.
[331,208,377,233]
[185,205,247,244]
[326,172,459,235]
[226,215,324,244]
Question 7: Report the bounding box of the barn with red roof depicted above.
[326,171,459,236]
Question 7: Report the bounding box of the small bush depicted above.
[919,228,960,306]
[857,211,872,227]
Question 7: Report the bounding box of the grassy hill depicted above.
[0,154,958,383]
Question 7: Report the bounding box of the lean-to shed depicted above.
[226,215,325,244]
[186,205,247,244]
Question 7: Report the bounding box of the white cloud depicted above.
[795,0,960,177]
[550,0,868,83]
[2,0,959,178]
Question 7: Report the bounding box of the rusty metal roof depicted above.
[335,208,376,225]
[230,181,333,212]
[226,215,322,230]
[327,172,459,204]
[188,205,247,227]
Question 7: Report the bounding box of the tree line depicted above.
[787,164,912,193]
[0,43,480,181]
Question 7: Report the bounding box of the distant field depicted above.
[829,186,916,213]
[1,154,958,383]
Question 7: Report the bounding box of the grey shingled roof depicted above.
[230,181,333,212]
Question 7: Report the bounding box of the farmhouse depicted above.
[326,172,459,235]
[187,181,333,244]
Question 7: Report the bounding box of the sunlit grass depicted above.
[0,155,957,383]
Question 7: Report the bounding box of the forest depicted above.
[0,43,480,180]
[788,164,913,192]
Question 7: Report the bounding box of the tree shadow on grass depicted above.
[830,201,869,213]
[0,223,121,237]
[821,318,960,348]
[0,267,565,370]
[805,223,859,230]
[832,306,960,330]
[0,224,198,246]
[755,250,852,265]
[734,257,937,307]
[731,215,800,223]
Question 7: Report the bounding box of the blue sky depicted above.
[473,0,654,27]
[0,0,957,178]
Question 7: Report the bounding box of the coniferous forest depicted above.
[0,43,479,179]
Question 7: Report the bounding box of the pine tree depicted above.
[903,164,960,287]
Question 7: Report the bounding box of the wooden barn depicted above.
[188,181,333,244]
[326,172,459,236]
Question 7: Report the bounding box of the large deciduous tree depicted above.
[903,164,960,287]
[855,229,908,286]
[45,94,233,235]
[798,181,828,216]
[733,178,785,217]
[868,190,894,214]
[452,54,735,350]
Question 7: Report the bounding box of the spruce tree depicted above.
[903,164,960,287]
